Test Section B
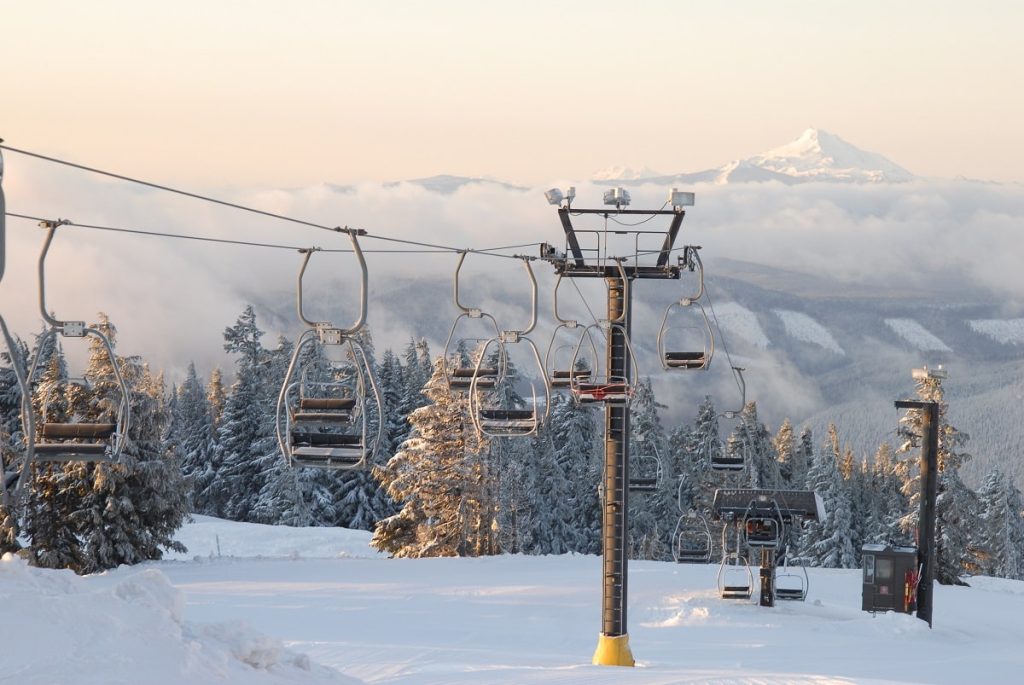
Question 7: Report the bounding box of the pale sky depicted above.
[3,0,1023,187]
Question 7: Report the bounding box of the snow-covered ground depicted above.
[714,303,771,350]
[4,515,1024,684]
[969,318,1024,346]
[884,318,952,352]
[773,310,845,355]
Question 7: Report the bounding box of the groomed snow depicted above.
[5,515,1024,684]
[884,318,952,352]
[773,310,844,355]
[714,303,771,350]
[968,318,1024,346]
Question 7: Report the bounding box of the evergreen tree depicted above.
[372,358,495,557]
[800,424,856,568]
[548,391,602,554]
[628,378,671,560]
[208,306,271,521]
[25,316,188,573]
[977,467,1024,580]
[727,402,778,489]
[169,362,215,511]
[774,419,796,486]
[206,368,226,433]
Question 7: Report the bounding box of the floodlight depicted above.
[603,187,631,207]
[565,186,576,201]
[545,188,564,205]
[669,188,695,208]
[912,365,947,380]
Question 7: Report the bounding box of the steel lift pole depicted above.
[895,398,939,628]
[594,271,634,666]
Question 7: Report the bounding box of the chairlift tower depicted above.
[894,364,944,628]
[541,187,693,667]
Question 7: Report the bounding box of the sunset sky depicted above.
[3,1,1023,187]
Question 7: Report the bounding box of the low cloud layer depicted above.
[2,156,1022,387]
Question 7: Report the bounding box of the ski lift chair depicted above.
[708,431,745,472]
[775,555,809,601]
[28,220,131,464]
[741,498,785,549]
[545,274,599,390]
[442,252,504,393]
[629,449,663,493]
[545,334,596,391]
[657,246,714,371]
[718,521,753,599]
[469,259,552,438]
[673,510,713,563]
[568,321,639,405]
[275,238,383,470]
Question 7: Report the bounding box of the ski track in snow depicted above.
[6,516,1024,684]
[884,318,952,352]
[714,303,771,350]
[772,310,844,355]
[968,319,1024,346]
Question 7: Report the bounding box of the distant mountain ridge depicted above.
[382,129,917,192]
[595,128,916,185]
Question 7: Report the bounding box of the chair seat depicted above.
[40,422,116,439]
[291,449,365,468]
[291,432,362,446]
[573,383,630,403]
[665,353,707,369]
[34,443,112,461]
[479,409,535,421]
[552,370,590,379]
[299,397,356,411]
[452,367,498,378]
[711,457,744,470]
[665,351,705,361]
[292,412,352,424]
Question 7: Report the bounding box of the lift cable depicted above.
[3,212,455,254]
[702,274,745,399]
[0,144,542,261]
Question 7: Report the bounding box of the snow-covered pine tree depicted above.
[21,336,80,568]
[628,377,671,560]
[862,442,906,544]
[548,389,602,555]
[377,349,407,458]
[727,402,778,489]
[794,427,814,488]
[372,358,495,557]
[206,368,226,433]
[977,467,1024,580]
[208,305,271,521]
[800,424,856,569]
[26,316,188,573]
[169,362,215,511]
[774,419,796,486]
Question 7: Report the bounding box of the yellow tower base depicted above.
[592,633,635,667]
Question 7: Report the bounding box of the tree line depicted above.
[2,305,1022,585]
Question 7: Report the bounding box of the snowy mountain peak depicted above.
[747,128,916,183]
